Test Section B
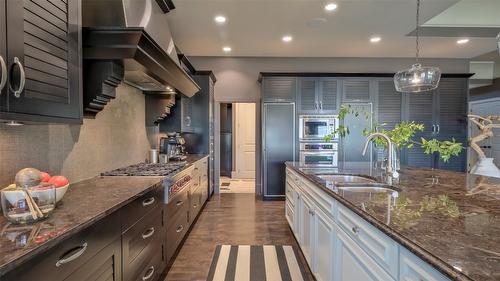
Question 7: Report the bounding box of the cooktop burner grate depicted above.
[101,162,187,177]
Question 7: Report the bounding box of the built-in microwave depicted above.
[299,115,338,141]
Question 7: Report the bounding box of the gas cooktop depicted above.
[101,162,188,177]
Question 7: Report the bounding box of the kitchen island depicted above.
[0,155,209,281]
[285,162,500,281]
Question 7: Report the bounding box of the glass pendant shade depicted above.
[394,63,441,93]
[497,32,500,55]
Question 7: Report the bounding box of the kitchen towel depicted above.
[207,245,311,281]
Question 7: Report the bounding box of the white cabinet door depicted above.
[335,227,395,281]
[313,208,335,281]
[300,195,315,265]
[400,248,451,281]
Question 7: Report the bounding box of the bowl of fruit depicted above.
[1,168,70,223]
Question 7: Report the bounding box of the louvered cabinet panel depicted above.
[262,77,296,102]
[377,81,402,129]
[5,0,81,121]
[343,80,370,101]
[436,78,468,136]
[407,92,436,136]
[319,78,339,113]
[0,0,7,111]
[298,78,318,114]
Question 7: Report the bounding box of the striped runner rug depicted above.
[207,245,311,281]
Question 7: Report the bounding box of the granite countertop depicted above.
[0,154,208,275]
[286,162,500,281]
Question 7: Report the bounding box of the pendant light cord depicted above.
[415,0,420,63]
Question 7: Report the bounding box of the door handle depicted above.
[141,227,155,239]
[142,197,155,207]
[9,57,25,98]
[319,101,323,110]
[56,243,88,267]
[436,124,440,134]
[0,56,7,92]
[176,225,184,233]
[432,125,436,133]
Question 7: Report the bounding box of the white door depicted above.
[313,208,335,281]
[300,195,314,266]
[469,98,500,169]
[233,103,256,179]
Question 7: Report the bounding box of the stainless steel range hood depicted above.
[82,0,200,96]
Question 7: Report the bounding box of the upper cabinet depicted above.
[343,80,371,102]
[297,77,340,114]
[262,77,296,102]
[0,0,81,123]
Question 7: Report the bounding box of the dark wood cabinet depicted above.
[297,78,339,114]
[0,0,81,123]
[3,211,121,281]
[0,0,7,112]
[377,78,468,172]
[262,77,296,102]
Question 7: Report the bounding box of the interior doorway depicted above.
[219,103,256,193]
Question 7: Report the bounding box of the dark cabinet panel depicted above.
[436,78,468,136]
[262,77,296,102]
[4,0,81,121]
[319,78,339,114]
[297,78,317,113]
[0,0,7,112]
[377,80,402,130]
[343,80,370,102]
[63,238,122,281]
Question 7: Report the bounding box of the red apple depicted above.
[48,176,69,188]
[40,172,51,183]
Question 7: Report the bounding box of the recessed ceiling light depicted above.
[282,35,293,42]
[324,3,338,11]
[222,46,232,52]
[370,36,381,43]
[215,15,226,23]
[457,38,469,44]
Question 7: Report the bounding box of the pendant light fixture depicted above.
[394,0,441,93]
[496,32,500,55]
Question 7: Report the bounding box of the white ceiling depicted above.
[165,0,500,58]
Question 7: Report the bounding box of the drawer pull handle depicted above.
[142,197,155,207]
[176,200,184,206]
[10,57,25,98]
[56,242,88,267]
[142,266,155,280]
[176,225,184,233]
[141,227,155,239]
[351,226,360,235]
[193,204,197,208]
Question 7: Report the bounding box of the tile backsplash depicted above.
[0,84,155,187]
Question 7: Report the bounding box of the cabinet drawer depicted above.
[3,211,121,281]
[134,246,164,281]
[122,206,164,281]
[400,248,450,281]
[166,186,189,219]
[337,204,398,278]
[301,178,335,219]
[166,208,189,263]
[285,178,295,206]
[190,186,202,221]
[122,184,163,231]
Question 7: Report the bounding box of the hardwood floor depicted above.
[164,193,313,281]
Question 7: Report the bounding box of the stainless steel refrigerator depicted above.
[262,103,295,199]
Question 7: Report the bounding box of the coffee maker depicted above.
[159,133,187,161]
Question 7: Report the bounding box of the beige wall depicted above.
[190,56,470,102]
[0,84,153,187]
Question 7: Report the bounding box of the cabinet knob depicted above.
[351,226,360,235]
[176,225,184,233]
[0,56,7,92]
[9,57,25,98]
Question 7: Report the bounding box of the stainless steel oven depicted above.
[300,142,339,167]
[299,115,338,141]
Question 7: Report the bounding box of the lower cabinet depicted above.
[313,208,335,281]
[285,168,451,281]
[335,227,394,281]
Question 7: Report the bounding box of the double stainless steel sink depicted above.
[315,174,396,193]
